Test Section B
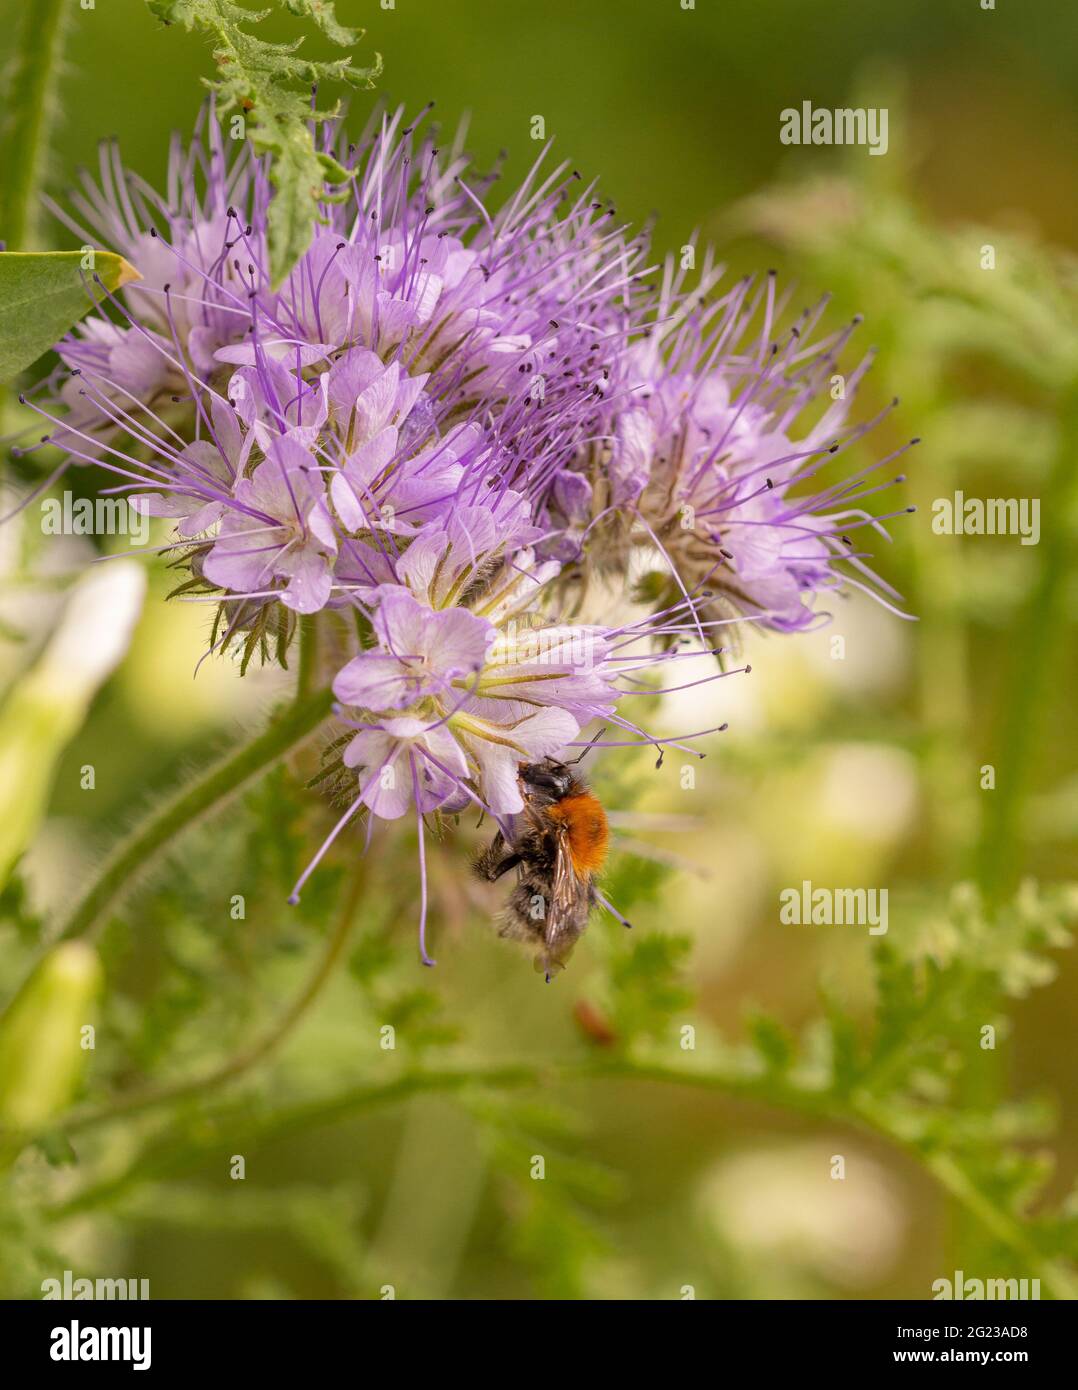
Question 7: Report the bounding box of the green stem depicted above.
[2,0,71,249]
[61,856,365,1131]
[55,685,332,943]
[975,381,1078,901]
[295,612,320,699]
[46,1052,1078,1299]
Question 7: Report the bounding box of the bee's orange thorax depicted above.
[547,793,609,877]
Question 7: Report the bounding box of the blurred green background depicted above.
[0,0,1076,1300]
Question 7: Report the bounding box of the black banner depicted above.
[0,1296,1064,1374]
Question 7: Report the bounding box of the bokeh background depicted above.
[1,0,1076,1299]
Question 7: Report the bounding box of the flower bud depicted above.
[0,561,145,885]
[0,942,102,1143]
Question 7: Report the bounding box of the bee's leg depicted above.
[472,832,523,883]
[487,852,523,881]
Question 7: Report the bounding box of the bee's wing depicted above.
[547,822,582,951]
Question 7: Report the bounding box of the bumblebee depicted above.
[474,752,612,980]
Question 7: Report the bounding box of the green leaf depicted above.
[748,1013,794,1073]
[0,250,140,381]
[282,0,358,46]
[145,0,381,287]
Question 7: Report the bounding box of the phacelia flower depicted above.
[550,257,915,634]
[16,102,910,973]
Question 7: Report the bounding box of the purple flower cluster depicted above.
[551,255,918,632]
[20,105,910,962]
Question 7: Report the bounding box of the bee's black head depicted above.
[519,759,574,800]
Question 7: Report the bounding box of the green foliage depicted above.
[732,882,1078,1293]
[2,31,1076,1302]
[497,1169,612,1300]
[591,854,694,1043]
[0,250,139,381]
[348,930,461,1055]
[477,1096,621,1300]
[281,0,358,47]
[146,0,381,285]
[606,931,693,1043]
[0,0,70,250]
[9,716,1072,1297]
[96,757,341,1076]
[116,1182,370,1295]
[0,873,44,948]
[0,1184,69,1298]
